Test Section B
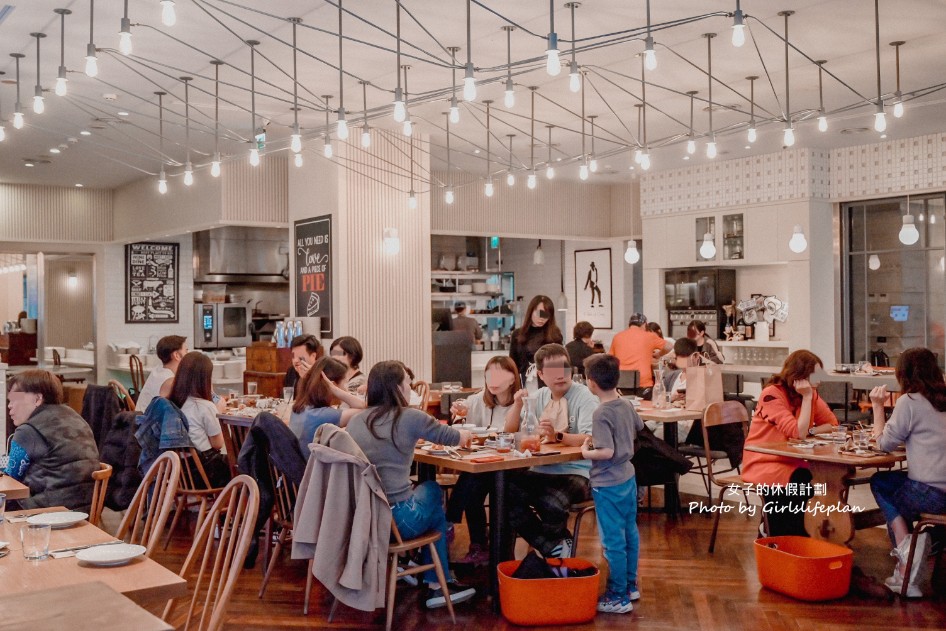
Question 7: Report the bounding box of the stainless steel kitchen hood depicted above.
[193,226,290,284]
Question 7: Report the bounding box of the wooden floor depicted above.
[143,488,946,631]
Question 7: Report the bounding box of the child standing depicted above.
[581,354,645,614]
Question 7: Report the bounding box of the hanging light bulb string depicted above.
[485,99,491,186]
[32,32,46,115]
[446,111,452,194]
[337,0,347,138]
[55,8,70,96]
[292,18,300,145]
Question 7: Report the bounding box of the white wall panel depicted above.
[45,258,95,349]
[0,185,112,243]
[222,157,289,224]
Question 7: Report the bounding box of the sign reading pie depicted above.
[294,215,332,336]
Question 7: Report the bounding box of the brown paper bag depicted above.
[685,363,724,410]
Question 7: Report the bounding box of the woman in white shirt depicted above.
[445,356,520,566]
[169,352,231,488]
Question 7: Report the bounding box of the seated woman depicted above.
[290,356,366,452]
[741,350,838,536]
[346,361,476,610]
[565,321,597,376]
[445,356,520,566]
[330,336,367,395]
[687,320,724,364]
[4,370,100,511]
[168,352,231,489]
[869,347,946,597]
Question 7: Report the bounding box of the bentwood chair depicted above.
[129,354,145,401]
[89,463,114,527]
[108,379,136,412]
[162,475,260,631]
[569,500,597,558]
[115,451,181,557]
[164,448,226,549]
[411,380,431,411]
[898,512,946,598]
[258,460,299,599]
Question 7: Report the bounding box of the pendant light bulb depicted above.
[700,232,716,259]
[392,88,406,123]
[84,43,98,78]
[893,98,904,119]
[545,165,555,180]
[644,37,657,71]
[323,139,333,159]
[55,76,67,97]
[686,139,696,155]
[183,162,194,186]
[13,111,24,129]
[119,19,133,56]
[449,96,460,124]
[463,63,476,101]
[158,170,168,194]
[783,125,795,147]
[546,47,561,76]
[32,93,44,115]
[290,132,302,154]
[579,164,589,181]
[0,126,5,142]
[568,62,580,93]
[640,152,652,171]
[504,79,515,108]
[899,213,919,245]
[527,172,537,190]
[485,179,495,197]
[249,147,260,166]
[160,0,177,27]
[361,127,371,148]
[788,225,808,253]
[403,118,413,137]
[210,154,221,177]
[731,9,746,47]
[294,153,303,168]
[874,109,887,132]
[634,148,643,164]
[747,126,757,143]
[507,172,515,186]
[533,241,545,265]
[624,240,640,265]
[868,254,881,271]
[817,115,828,132]
[589,158,598,172]
[408,190,418,210]
[336,110,349,140]
[706,142,717,159]
[445,188,455,205]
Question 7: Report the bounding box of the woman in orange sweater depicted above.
[742,350,838,536]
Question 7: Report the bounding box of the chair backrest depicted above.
[412,381,431,411]
[721,372,742,395]
[177,447,214,492]
[817,380,849,408]
[701,401,749,487]
[129,354,145,393]
[162,475,260,631]
[219,420,250,478]
[268,455,298,529]
[52,348,62,366]
[617,370,640,392]
[116,451,181,556]
[89,462,114,527]
[108,379,136,412]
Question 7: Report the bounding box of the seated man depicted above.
[504,343,598,558]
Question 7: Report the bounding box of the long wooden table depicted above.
[414,444,583,612]
[720,364,900,391]
[636,402,705,516]
[744,441,905,545]
[0,474,30,500]
[0,581,172,631]
[0,507,187,605]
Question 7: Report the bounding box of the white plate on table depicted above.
[76,543,146,567]
[27,511,88,529]
[420,445,451,455]
[470,427,491,435]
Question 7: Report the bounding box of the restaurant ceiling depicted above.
[0,1,945,191]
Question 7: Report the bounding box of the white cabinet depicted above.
[745,206,779,263]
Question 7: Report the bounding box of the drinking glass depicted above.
[0,492,5,524]
[854,429,871,451]
[496,432,514,453]
[21,523,51,560]
[247,382,258,395]
[283,387,295,403]
[453,398,468,423]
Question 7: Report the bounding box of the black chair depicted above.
[616,370,641,396]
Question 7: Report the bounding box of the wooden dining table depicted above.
[635,402,705,516]
[414,443,583,612]
[0,474,30,501]
[744,441,906,545]
[0,507,187,606]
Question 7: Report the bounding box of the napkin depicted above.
[51,550,78,559]
[512,449,533,458]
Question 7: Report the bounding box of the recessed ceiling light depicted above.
[103,93,118,101]
[473,149,480,154]
[49,148,61,154]
[745,145,751,149]
[80,130,91,136]
[556,157,562,162]
[24,162,34,167]
[880,134,887,139]
[117,111,129,116]
[75,183,83,187]
[683,156,690,160]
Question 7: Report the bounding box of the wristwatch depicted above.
[555,431,565,443]
[808,427,818,436]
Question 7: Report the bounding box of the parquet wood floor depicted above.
[143,488,945,630]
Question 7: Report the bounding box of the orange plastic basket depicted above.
[754,536,853,601]
[497,558,599,626]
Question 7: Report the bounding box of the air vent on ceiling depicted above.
[840,127,870,135]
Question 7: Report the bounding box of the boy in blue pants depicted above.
[581,354,645,614]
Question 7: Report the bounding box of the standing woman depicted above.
[869,347,946,597]
[686,320,724,364]
[741,350,837,536]
[509,295,564,385]
[330,336,367,395]
[290,356,366,452]
[3,370,99,511]
[446,356,520,565]
[168,352,232,489]
[346,361,476,610]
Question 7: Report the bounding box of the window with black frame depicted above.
[844,193,946,368]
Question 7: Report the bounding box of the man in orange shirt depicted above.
[608,313,672,390]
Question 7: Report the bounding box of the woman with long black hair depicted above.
[346,361,476,610]
[869,347,946,597]
[509,295,564,385]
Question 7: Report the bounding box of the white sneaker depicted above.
[548,538,573,559]
[397,560,419,587]
[889,533,931,597]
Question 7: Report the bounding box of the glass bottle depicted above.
[652,369,666,409]
[519,396,541,452]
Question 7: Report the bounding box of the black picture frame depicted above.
[125,242,180,323]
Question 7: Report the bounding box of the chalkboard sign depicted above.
[294,215,332,335]
[125,242,179,323]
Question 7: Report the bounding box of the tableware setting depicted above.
[75,543,147,566]
[27,511,88,529]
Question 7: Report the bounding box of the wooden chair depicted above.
[569,499,596,558]
[129,354,145,401]
[219,419,250,479]
[164,448,226,549]
[319,519,455,631]
[116,451,181,557]
[89,463,113,527]
[258,461,299,599]
[411,380,431,411]
[704,401,766,553]
[108,379,136,412]
[162,475,260,631]
[898,512,946,598]
[53,348,86,384]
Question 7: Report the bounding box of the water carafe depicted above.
[518,396,542,453]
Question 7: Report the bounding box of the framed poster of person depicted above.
[574,248,612,329]
[294,215,333,336]
[125,242,179,323]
